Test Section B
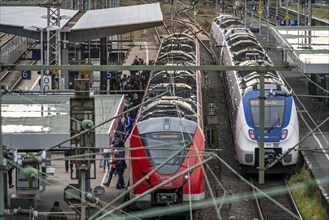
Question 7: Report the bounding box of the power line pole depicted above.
[0,87,4,220]
[259,71,265,184]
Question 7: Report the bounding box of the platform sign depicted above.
[280,19,287,26]
[21,70,31,80]
[106,72,112,79]
[80,63,93,75]
[289,20,299,26]
[280,19,299,26]
[42,75,52,91]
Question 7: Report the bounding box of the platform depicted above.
[1,94,125,150]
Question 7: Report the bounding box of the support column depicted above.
[100,37,108,94]
[62,47,69,89]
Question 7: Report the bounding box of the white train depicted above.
[210,15,300,173]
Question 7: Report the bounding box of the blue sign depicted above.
[289,20,299,26]
[280,19,287,26]
[280,19,299,26]
[106,72,112,79]
[21,70,31,79]
[252,5,257,11]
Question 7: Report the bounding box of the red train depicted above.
[128,33,205,215]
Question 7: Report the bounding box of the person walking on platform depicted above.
[103,149,119,187]
[64,149,73,173]
[101,149,111,173]
[103,149,126,188]
[4,149,15,188]
[124,113,133,140]
[115,150,126,189]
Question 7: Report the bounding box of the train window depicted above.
[249,99,285,129]
[141,132,192,166]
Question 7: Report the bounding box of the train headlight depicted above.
[183,174,189,185]
[142,172,151,186]
[281,129,288,140]
[248,129,256,140]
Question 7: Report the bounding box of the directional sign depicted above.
[280,19,287,26]
[289,20,299,26]
[21,70,31,80]
[80,63,93,75]
[106,72,112,79]
[252,5,257,11]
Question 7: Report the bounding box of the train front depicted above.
[130,117,205,210]
[235,88,299,174]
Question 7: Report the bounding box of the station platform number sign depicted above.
[252,4,268,13]
[21,70,32,80]
[280,19,299,26]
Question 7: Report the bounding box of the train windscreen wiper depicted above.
[267,118,281,133]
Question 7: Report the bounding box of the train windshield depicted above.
[141,132,192,167]
[249,99,285,129]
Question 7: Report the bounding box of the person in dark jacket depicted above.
[64,149,73,173]
[47,201,67,220]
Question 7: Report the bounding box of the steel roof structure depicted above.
[271,26,329,74]
[0,3,163,42]
[1,94,124,150]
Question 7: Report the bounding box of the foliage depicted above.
[288,166,329,220]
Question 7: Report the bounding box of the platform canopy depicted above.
[1,95,124,150]
[271,26,329,74]
[0,3,163,42]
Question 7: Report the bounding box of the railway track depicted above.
[251,177,302,220]
[234,2,328,26]
[0,33,16,49]
[1,59,37,91]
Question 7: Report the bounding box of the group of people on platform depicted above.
[101,61,150,190]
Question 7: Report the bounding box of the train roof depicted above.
[138,96,197,122]
[136,117,197,135]
[231,48,269,64]
[138,33,199,123]
[219,19,243,29]
[229,40,264,54]
[227,35,258,46]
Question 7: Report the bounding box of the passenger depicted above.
[47,201,67,220]
[124,113,134,139]
[103,149,119,187]
[64,149,73,173]
[115,150,126,189]
[115,116,125,140]
[102,149,111,173]
[4,149,14,188]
